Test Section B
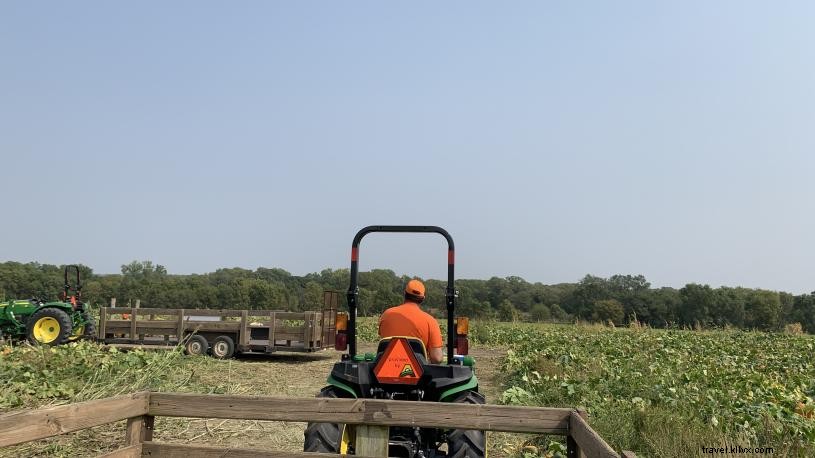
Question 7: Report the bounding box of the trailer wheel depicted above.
[184,335,209,356]
[211,335,235,359]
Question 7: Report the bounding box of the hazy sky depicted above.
[1,2,813,293]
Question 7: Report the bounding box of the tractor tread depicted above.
[447,390,487,458]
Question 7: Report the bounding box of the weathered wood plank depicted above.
[125,414,154,445]
[140,441,375,458]
[239,310,249,347]
[96,444,142,458]
[130,310,137,339]
[569,410,619,458]
[105,307,180,315]
[621,451,637,458]
[99,306,107,339]
[0,392,149,447]
[355,424,389,456]
[148,393,571,434]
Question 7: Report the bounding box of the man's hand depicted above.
[429,347,444,364]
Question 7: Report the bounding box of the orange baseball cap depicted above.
[405,279,425,298]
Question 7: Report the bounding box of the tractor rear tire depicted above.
[26,308,73,346]
[303,386,348,453]
[81,311,97,339]
[447,391,487,458]
[184,335,209,356]
[69,311,97,341]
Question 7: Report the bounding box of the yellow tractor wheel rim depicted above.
[68,324,85,341]
[33,317,61,343]
[340,425,353,454]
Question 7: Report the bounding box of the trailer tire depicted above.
[211,335,236,359]
[447,390,487,458]
[304,386,349,453]
[184,335,209,356]
[27,308,73,346]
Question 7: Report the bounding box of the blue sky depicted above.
[1,2,814,293]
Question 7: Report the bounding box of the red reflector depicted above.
[335,332,348,351]
[374,338,424,385]
[351,247,359,262]
[456,336,469,355]
[448,250,454,264]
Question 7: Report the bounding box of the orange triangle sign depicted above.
[374,338,424,385]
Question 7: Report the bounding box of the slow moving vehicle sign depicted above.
[374,337,424,385]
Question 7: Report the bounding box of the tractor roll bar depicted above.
[64,265,82,300]
[348,225,456,364]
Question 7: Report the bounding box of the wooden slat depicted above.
[176,309,185,337]
[182,309,243,317]
[140,441,376,458]
[130,309,137,339]
[569,411,619,458]
[97,444,142,458]
[105,307,180,315]
[355,424,388,456]
[104,343,178,350]
[0,392,149,447]
[148,393,571,434]
[99,306,107,339]
[267,311,276,352]
[125,415,154,445]
[261,311,305,320]
[240,310,249,347]
[269,331,306,341]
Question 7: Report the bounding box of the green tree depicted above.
[592,299,625,324]
[745,290,781,331]
[497,300,520,322]
[529,303,551,322]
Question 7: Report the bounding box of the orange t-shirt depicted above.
[378,301,443,350]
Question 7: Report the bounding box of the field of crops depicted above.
[468,322,815,457]
[3,321,815,457]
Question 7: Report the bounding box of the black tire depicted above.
[69,311,97,341]
[304,386,348,453]
[211,335,236,359]
[26,308,73,346]
[447,391,487,458]
[82,311,97,339]
[184,335,209,356]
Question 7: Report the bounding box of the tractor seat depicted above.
[377,336,428,363]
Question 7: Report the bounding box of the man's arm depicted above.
[429,346,444,364]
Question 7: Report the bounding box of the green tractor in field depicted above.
[304,226,485,458]
[0,265,96,345]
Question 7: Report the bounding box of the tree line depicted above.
[1,261,813,333]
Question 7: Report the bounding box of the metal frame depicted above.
[347,225,456,363]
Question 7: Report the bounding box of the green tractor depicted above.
[304,226,485,458]
[0,265,96,345]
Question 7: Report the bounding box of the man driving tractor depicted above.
[378,279,444,364]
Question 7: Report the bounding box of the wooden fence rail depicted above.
[0,392,626,458]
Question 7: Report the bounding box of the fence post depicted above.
[99,307,107,341]
[129,307,137,342]
[125,414,154,446]
[176,309,185,344]
[355,425,389,456]
[567,408,588,458]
